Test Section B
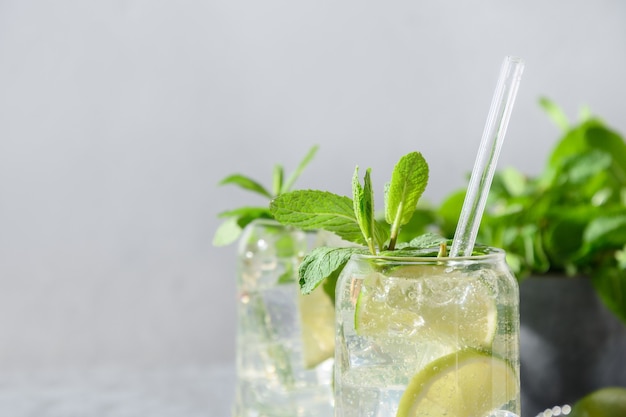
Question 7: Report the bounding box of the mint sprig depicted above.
[213,145,319,246]
[270,151,436,296]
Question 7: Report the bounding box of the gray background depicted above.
[1,0,625,377]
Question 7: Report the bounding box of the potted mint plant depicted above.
[433,99,626,416]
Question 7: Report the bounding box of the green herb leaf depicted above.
[539,97,570,132]
[217,207,273,232]
[353,167,377,254]
[400,233,448,250]
[542,209,590,268]
[372,220,391,252]
[270,190,366,245]
[298,246,367,295]
[592,264,626,324]
[559,150,612,185]
[281,145,319,193]
[546,119,626,186]
[585,125,626,183]
[273,164,284,196]
[498,167,527,197]
[385,151,429,248]
[581,213,626,255]
[217,206,272,220]
[321,268,342,305]
[219,174,273,199]
[395,207,440,245]
[437,189,466,238]
[617,246,626,269]
[213,207,273,246]
[213,217,243,246]
[277,263,296,284]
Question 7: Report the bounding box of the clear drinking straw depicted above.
[449,56,525,258]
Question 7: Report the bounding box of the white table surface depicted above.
[0,364,236,417]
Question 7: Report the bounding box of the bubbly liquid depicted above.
[334,256,520,417]
[233,222,334,417]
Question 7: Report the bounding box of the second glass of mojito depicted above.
[234,219,335,417]
[334,247,520,417]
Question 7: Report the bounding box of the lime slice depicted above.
[570,387,626,417]
[299,284,335,369]
[397,349,518,417]
[355,266,498,348]
[355,274,421,336]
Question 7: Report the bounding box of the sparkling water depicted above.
[233,220,334,417]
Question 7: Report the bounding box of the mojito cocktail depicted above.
[334,248,520,417]
[234,219,335,417]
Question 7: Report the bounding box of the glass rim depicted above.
[352,246,507,263]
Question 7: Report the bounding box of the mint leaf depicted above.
[401,233,448,250]
[217,206,272,220]
[213,206,273,246]
[353,167,377,253]
[546,119,625,182]
[272,164,284,196]
[298,246,367,295]
[592,264,626,324]
[352,167,390,252]
[322,269,342,305]
[499,167,527,197]
[617,245,626,269]
[270,190,366,245]
[372,220,391,251]
[585,125,626,181]
[395,207,439,245]
[581,213,626,254]
[561,149,612,185]
[213,217,243,246]
[281,145,319,193]
[383,234,447,257]
[277,263,296,284]
[539,97,570,132]
[219,174,273,199]
[218,206,273,232]
[385,151,429,249]
[542,210,589,268]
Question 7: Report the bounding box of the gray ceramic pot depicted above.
[520,275,626,417]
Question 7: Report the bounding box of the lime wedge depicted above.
[570,387,626,417]
[299,284,335,369]
[355,267,498,348]
[397,349,518,417]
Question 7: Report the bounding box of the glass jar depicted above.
[334,248,520,417]
[233,219,334,417]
